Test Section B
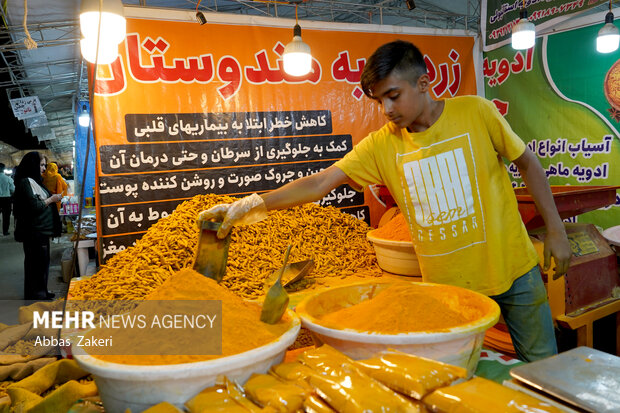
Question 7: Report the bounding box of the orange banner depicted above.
[92,15,477,260]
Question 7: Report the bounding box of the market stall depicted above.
[2,1,620,412]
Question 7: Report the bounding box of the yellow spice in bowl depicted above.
[319,283,485,334]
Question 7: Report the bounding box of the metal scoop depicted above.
[193,220,231,283]
[263,258,315,292]
[260,244,293,324]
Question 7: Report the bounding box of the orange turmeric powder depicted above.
[373,214,411,242]
[91,268,291,365]
[319,283,486,333]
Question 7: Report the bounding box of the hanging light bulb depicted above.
[512,7,535,50]
[80,0,126,64]
[283,4,312,77]
[80,0,126,44]
[80,37,120,65]
[78,105,90,128]
[597,2,619,53]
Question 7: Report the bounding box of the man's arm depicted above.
[261,165,353,210]
[199,165,354,237]
[512,147,572,278]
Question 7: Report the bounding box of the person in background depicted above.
[42,162,68,211]
[0,162,15,236]
[13,152,62,300]
[199,40,572,362]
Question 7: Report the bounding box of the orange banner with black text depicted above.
[91,14,477,261]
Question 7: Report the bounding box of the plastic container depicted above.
[366,229,421,276]
[73,309,300,413]
[602,225,620,256]
[296,281,500,377]
[602,225,620,247]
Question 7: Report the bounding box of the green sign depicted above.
[482,0,608,51]
[483,24,620,229]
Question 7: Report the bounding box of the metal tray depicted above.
[510,347,620,412]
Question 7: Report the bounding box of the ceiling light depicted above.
[511,8,535,50]
[283,24,312,76]
[597,5,619,53]
[78,105,90,128]
[80,0,126,45]
[80,38,119,65]
[283,3,312,77]
[196,12,207,25]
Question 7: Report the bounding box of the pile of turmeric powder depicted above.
[319,283,488,334]
[372,213,411,242]
[70,194,381,301]
[92,268,292,365]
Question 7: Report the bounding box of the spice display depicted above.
[70,195,381,301]
[92,268,291,365]
[422,376,563,412]
[372,213,411,242]
[318,283,487,333]
[355,350,467,400]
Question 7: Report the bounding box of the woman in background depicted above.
[42,162,68,211]
[13,152,62,300]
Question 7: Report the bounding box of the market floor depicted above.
[0,214,73,324]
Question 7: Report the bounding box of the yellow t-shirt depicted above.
[335,95,539,296]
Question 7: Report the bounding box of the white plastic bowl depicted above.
[367,229,421,276]
[603,225,620,248]
[73,309,300,413]
[296,281,499,377]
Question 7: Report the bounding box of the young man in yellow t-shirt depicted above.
[199,40,572,362]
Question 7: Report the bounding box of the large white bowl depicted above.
[73,309,300,413]
[367,229,421,276]
[296,281,499,377]
[602,225,620,248]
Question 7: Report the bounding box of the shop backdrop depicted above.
[483,21,620,228]
[90,10,478,262]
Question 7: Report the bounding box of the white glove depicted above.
[198,193,268,238]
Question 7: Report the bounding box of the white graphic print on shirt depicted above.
[397,133,486,257]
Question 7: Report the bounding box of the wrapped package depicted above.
[270,362,315,392]
[299,345,422,412]
[302,395,336,413]
[244,373,310,412]
[185,375,262,413]
[142,401,183,412]
[356,350,466,399]
[423,377,563,412]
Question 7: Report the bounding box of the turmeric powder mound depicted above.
[319,283,486,333]
[93,268,291,365]
[70,194,235,301]
[71,195,381,301]
[372,213,411,242]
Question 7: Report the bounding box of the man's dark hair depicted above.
[360,40,427,99]
[0,163,4,170]
[14,151,43,184]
